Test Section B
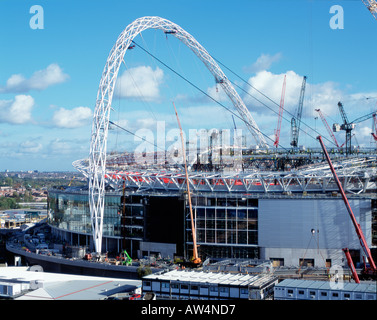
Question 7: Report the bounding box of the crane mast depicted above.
[291,76,307,149]
[333,102,355,156]
[274,75,286,148]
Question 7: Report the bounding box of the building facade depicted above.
[47,186,377,269]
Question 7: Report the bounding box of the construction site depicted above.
[8,7,377,300]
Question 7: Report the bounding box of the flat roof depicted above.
[276,279,377,293]
[143,269,277,288]
[0,266,141,300]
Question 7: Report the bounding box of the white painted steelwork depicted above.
[89,16,267,253]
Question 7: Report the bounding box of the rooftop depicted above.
[0,266,141,300]
[143,269,277,288]
[276,278,377,293]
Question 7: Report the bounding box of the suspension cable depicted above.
[132,40,289,151]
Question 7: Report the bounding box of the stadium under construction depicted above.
[46,16,377,281]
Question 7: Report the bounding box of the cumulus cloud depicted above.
[243,53,282,74]
[114,66,164,101]
[0,64,69,93]
[52,106,92,128]
[0,95,34,124]
[244,70,303,114]
[243,70,346,119]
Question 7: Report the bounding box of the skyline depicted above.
[1,0,377,171]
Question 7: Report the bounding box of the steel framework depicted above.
[362,0,377,20]
[89,16,268,253]
[75,153,377,196]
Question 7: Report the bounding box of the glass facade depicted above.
[48,188,144,238]
[187,195,259,259]
[48,188,260,260]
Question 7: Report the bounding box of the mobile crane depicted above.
[317,136,377,282]
[173,102,202,267]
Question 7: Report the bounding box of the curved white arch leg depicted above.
[89,16,266,254]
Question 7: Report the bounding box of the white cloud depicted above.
[244,70,303,114]
[0,95,34,124]
[114,66,164,101]
[0,64,69,93]
[19,140,43,154]
[243,53,282,74]
[243,70,347,119]
[52,106,92,128]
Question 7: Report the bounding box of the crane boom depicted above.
[172,102,201,266]
[317,135,377,281]
[351,110,377,124]
[291,76,307,148]
[274,75,286,148]
[315,109,340,148]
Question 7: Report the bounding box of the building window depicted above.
[161,282,170,289]
[298,290,304,295]
[344,293,351,299]
[320,292,327,297]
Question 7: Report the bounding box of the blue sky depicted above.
[0,0,376,171]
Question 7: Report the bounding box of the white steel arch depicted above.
[89,16,267,253]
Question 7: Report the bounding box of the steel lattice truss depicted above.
[362,0,377,20]
[77,154,377,195]
[89,16,268,253]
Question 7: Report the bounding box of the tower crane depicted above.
[274,75,286,148]
[290,76,307,149]
[350,110,377,142]
[315,109,341,149]
[333,102,355,156]
[317,135,377,282]
[362,0,377,20]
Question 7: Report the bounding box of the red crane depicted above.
[372,113,377,141]
[274,75,286,148]
[317,135,377,282]
[315,109,341,149]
